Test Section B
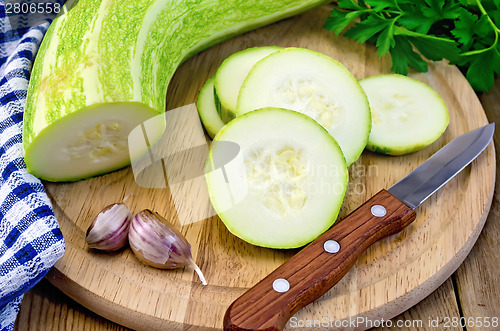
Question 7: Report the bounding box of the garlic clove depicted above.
[86,203,132,252]
[129,209,207,285]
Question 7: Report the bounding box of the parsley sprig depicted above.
[325,0,500,91]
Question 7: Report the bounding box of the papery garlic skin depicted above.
[129,210,207,285]
[86,203,132,251]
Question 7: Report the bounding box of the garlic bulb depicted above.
[129,209,207,285]
[86,203,132,251]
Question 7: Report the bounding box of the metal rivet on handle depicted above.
[324,240,341,254]
[371,205,387,217]
[272,278,290,293]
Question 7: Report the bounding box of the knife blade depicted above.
[223,123,495,331]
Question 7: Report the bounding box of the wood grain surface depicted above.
[15,4,497,331]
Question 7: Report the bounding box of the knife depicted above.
[223,123,495,331]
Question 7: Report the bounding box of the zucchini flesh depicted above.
[236,48,371,166]
[205,108,348,249]
[23,0,330,181]
[197,76,225,139]
[214,46,282,122]
[25,103,157,181]
[359,74,449,155]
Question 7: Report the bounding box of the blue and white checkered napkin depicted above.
[0,2,65,330]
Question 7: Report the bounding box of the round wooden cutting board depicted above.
[43,5,495,331]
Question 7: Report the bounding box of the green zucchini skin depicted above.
[23,0,330,181]
[197,76,225,138]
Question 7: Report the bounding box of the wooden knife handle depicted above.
[223,189,416,331]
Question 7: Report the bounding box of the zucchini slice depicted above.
[197,76,225,139]
[236,48,371,166]
[205,107,348,249]
[359,74,449,155]
[214,46,282,122]
[25,103,158,182]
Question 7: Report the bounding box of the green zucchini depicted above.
[214,46,282,122]
[197,76,224,139]
[359,74,449,155]
[205,107,348,248]
[236,48,371,166]
[23,0,330,181]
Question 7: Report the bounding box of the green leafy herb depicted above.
[325,0,500,91]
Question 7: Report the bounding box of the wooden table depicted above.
[13,34,500,331]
